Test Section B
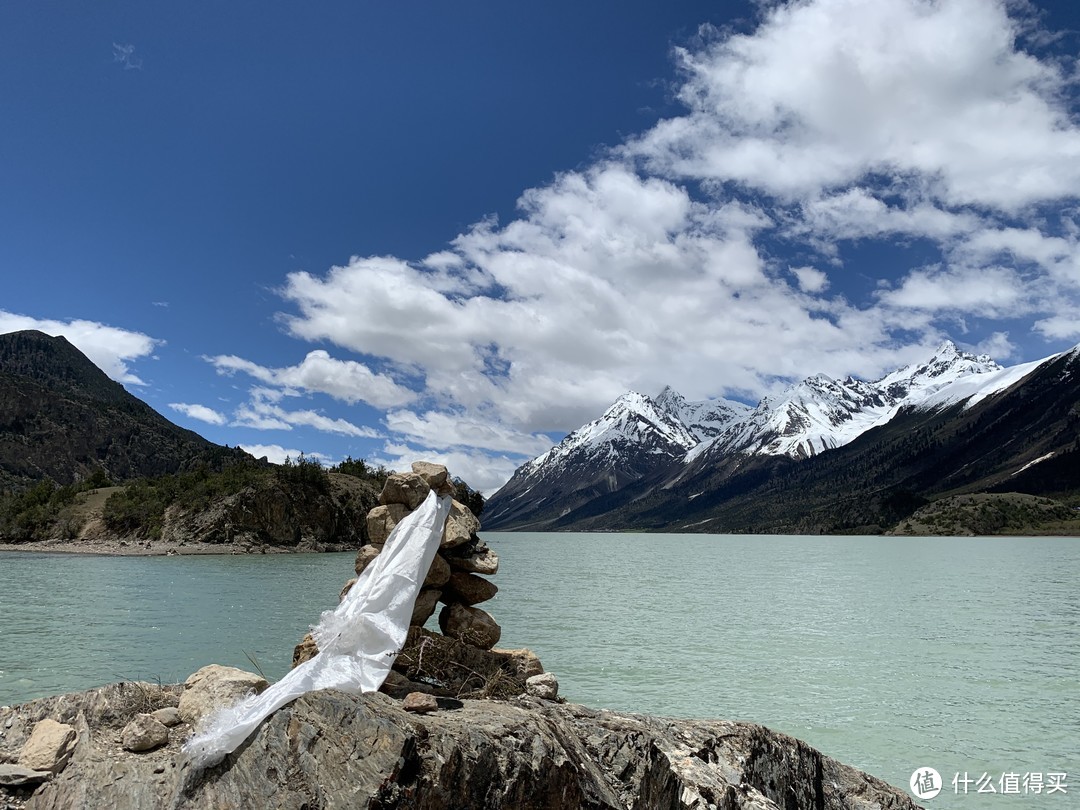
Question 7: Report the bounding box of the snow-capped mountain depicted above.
[483,341,1069,531]
[654,386,751,441]
[522,391,699,476]
[695,341,1004,461]
[487,391,720,529]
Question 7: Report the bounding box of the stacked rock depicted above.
[348,461,503,648]
[292,461,544,700]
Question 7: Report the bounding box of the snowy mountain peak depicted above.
[519,341,1018,487]
[653,385,751,441]
[522,390,697,477]
[654,385,684,412]
[876,341,1002,403]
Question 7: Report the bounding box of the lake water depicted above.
[1,533,1077,807]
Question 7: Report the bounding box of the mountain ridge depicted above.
[0,330,240,491]
[484,341,1080,533]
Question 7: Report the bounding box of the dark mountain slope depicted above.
[0,330,233,490]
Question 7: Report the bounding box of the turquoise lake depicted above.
[2,533,1077,807]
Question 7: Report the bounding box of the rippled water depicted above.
[2,534,1077,806]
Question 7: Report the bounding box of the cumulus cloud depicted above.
[209,350,415,409]
[385,410,553,456]
[789,266,829,294]
[626,0,1080,211]
[1034,315,1080,340]
[169,402,227,426]
[0,310,158,384]
[232,395,381,438]
[877,264,1029,315]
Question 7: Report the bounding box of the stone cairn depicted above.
[292,462,546,702]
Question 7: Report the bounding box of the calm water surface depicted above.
[2,533,1077,807]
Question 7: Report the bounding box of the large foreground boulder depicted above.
[1,683,921,810]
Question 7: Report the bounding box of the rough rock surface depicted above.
[379,473,431,510]
[16,720,76,774]
[177,665,269,728]
[401,692,439,714]
[438,603,502,650]
[444,542,499,575]
[423,552,451,588]
[0,684,921,810]
[410,587,442,627]
[410,462,451,494]
[440,500,481,549]
[525,672,559,701]
[353,543,381,576]
[365,503,410,545]
[441,571,498,605]
[0,764,51,787]
[120,715,170,753]
[151,707,181,728]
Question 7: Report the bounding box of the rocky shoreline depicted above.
[0,680,922,810]
[0,538,355,557]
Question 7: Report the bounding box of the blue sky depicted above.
[3,0,1080,492]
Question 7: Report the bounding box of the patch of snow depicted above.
[1011,452,1056,476]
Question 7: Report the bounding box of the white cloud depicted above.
[797,189,980,243]
[878,264,1028,315]
[169,402,227,426]
[0,310,158,384]
[279,164,884,429]
[967,331,1017,360]
[209,349,415,409]
[385,410,553,456]
[232,397,381,438]
[626,0,1080,211]
[1034,315,1080,340]
[789,266,829,294]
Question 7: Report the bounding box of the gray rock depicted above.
[17,718,76,774]
[352,543,381,577]
[411,587,443,627]
[379,472,431,510]
[0,763,52,786]
[441,499,480,549]
[424,552,451,588]
[1,684,922,810]
[150,707,181,728]
[441,571,498,605]
[446,543,499,576]
[438,603,502,650]
[411,461,451,494]
[525,673,559,701]
[177,665,269,728]
[365,503,409,545]
[120,715,170,753]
